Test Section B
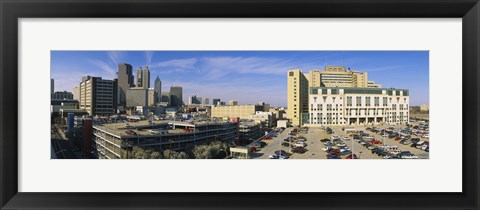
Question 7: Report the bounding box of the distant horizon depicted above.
[51,51,429,107]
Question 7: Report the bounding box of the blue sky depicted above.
[51,51,429,107]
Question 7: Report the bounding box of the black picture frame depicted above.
[1,0,479,209]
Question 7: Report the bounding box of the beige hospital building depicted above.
[287,66,407,126]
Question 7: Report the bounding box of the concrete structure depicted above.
[51,91,73,100]
[188,95,202,105]
[117,63,135,106]
[420,104,429,112]
[91,120,239,159]
[306,87,409,126]
[154,76,161,104]
[277,120,289,128]
[212,99,221,106]
[136,66,150,89]
[305,66,379,88]
[126,87,148,107]
[170,86,183,107]
[287,69,309,126]
[51,99,79,113]
[211,105,264,119]
[51,79,54,94]
[250,111,276,127]
[161,92,171,106]
[238,120,262,145]
[79,76,117,116]
[368,81,382,88]
[148,88,155,106]
[228,100,238,106]
[202,98,209,105]
[229,147,250,159]
[73,86,80,101]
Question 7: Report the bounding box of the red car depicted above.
[262,137,272,140]
[395,137,402,141]
[346,154,359,159]
[328,149,340,155]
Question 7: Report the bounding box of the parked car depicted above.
[401,154,419,159]
[320,138,331,142]
[324,142,335,147]
[294,141,307,148]
[340,149,352,155]
[327,153,341,159]
[411,138,421,144]
[346,154,359,159]
[292,147,307,154]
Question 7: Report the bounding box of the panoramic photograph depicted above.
[51,51,429,159]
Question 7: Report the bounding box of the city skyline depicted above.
[51,51,429,106]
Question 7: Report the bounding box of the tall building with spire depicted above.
[136,66,150,89]
[154,76,161,104]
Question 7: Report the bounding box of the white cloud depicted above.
[107,51,127,65]
[150,58,197,69]
[88,59,116,78]
[145,51,154,65]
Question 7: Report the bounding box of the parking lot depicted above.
[251,122,429,159]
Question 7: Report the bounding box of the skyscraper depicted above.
[136,66,150,89]
[136,67,143,88]
[117,63,134,106]
[154,76,161,104]
[143,66,150,89]
[79,76,117,116]
[170,86,183,107]
[51,78,54,94]
[287,69,309,126]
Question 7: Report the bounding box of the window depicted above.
[356,96,362,106]
[374,97,379,106]
[289,72,294,76]
[366,97,371,107]
[347,96,352,107]
[383,97,388,106]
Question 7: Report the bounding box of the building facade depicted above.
[51,91,74,100]
[117,63,134,106]
[211,105,264,119]
[148,88,156,106]
[126,87,149,108]
[189,95,201,105]
[91,120,239,159]
[160,92,171,106]
[306,87,409,126]
[212,99,221,106]
[73,86,80,101]
[136,66,150,89]
[51,78,54,94]
[287,69,309,126]
[154,76,161,104]
[79,76,117,116]
[228,100,238,106]
[304,66,380,88]
[170,86,183,107]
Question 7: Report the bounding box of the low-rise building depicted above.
[91,120,239,159]
[211,104,264,119]
[306,87,409,126]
